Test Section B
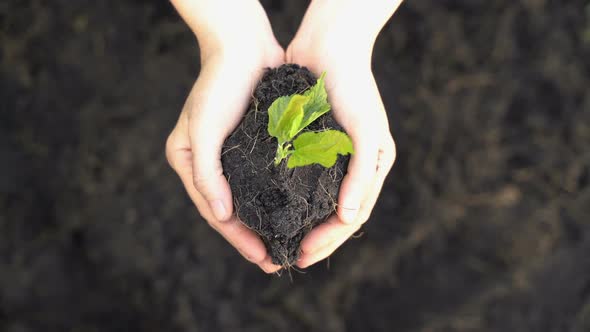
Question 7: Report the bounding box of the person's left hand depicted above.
[286,2,397,268]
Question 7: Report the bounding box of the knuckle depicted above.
[192,174,214,192]
[358,213,370,225]
[357,208,373,225]
[204,217,220,231]
[192,166,224,191]
[191,175,204,190]
[390,139,397,166]
[379,136,396,171]
[237,250,257,264]
[383,153,395,171]
[165,134,176,169]
[386,132,397,162]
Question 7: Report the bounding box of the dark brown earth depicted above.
[221,64,348,266]
[1,0,590,331]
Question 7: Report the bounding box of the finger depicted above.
[166,113,192,176]
[190,133,233,223]
[297,218,361,268]
[327,73,382,225]
[337,131,379,224]
[167,123,269,265]
[167,112,222,223]
[176,150,268,264]
[297,136,394,265]
[207,215,269,263]
[184,63,250,223]
[258,256,282,274]
[298,214,359,257]
[355,134,396,223]
[187,180,268,265]
[298,135,396,266]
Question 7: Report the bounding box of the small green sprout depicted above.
[267,73,354,168]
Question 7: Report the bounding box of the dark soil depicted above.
[221,64,348,266]
[2,0,590,331]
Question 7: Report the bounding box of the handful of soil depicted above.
[221,64,349,266]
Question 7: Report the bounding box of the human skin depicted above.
[166,0,401,273]
[166,0,284,273]
[287,0,402,268]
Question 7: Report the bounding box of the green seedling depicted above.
[267,72,354,168]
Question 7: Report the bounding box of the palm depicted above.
[169,0,397,272]
[287,43,396,269]
[167,35,285,273]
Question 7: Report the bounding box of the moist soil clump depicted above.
[221,64,349,266]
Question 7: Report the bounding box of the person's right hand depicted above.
[166,0,284,273]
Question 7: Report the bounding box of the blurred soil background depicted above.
[1,0,590,331]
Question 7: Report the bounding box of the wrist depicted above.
[290,0,404,61]
[171,0,279,63]
[198,30,280,66]
[287,22,373,74]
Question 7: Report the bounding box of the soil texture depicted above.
[1,0,590,331]
[222,64,349,266]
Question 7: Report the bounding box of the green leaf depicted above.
[287,130,354,168]
[267,94,309,144]
[267,71,340,168]
[267,72,331,144]
[267,95,291,140]
[299,72,331,131]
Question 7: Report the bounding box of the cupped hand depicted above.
[286,3,397,268]
[166,0,284,273]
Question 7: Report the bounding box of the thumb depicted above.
[186,78,237,223]
[182,62,249,223]
[188,118,234,223]
[183,57,275,223]
[337,131,378,224]
[330,72,382,225]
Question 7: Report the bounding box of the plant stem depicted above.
[274,142,293,166]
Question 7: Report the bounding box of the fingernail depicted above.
[210,199,228,222]
[340,208,358,224]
